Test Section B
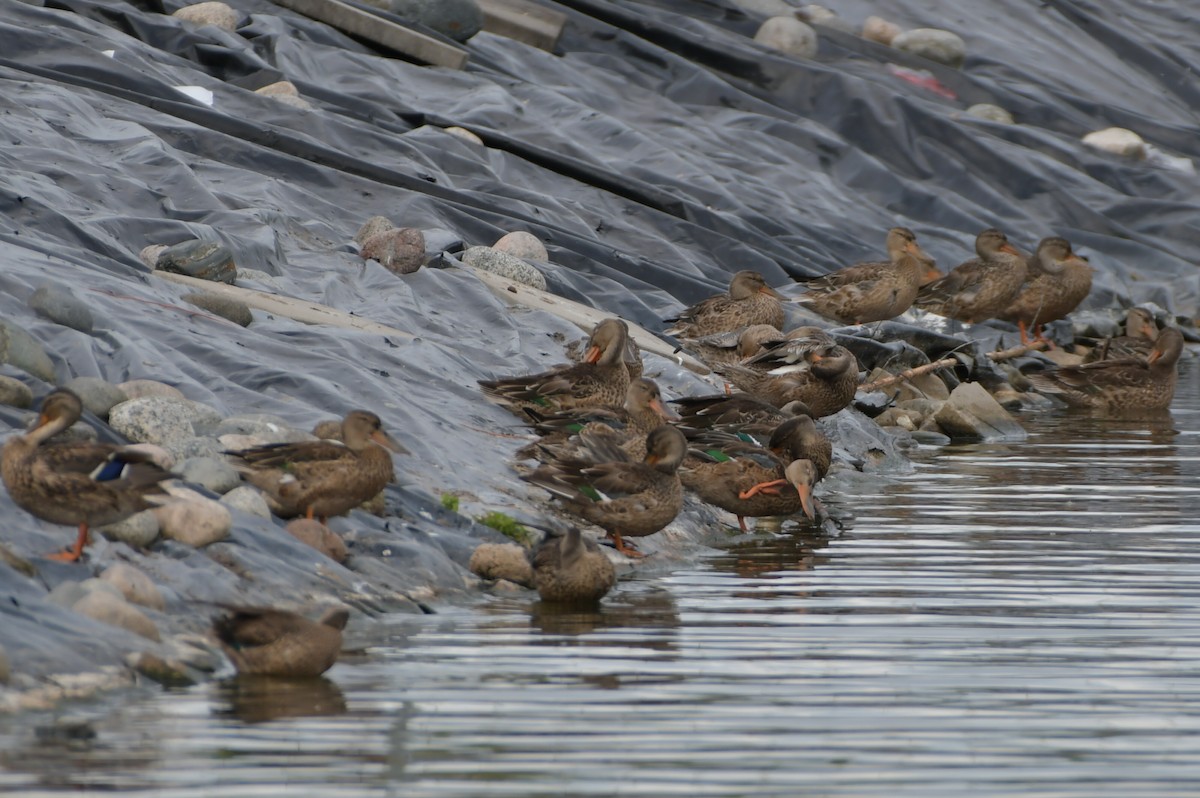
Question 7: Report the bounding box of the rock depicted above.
[217,414,310,442]
[0,644,8,683]
[0,320,56,382]
[269,93,314,111]
[154,240,237,284]
[154,499,232,548]
[1082,127,1147,160]
[493,231,548,262]
[175,456,242,494]
[354,215,395,246]
[63,377,127,419]
[359,490,387,517]
[79,578,126,601]
[933,381,1027,442]
[172,1,239,31]
[910,429,951,446]
[468,542,534,587]
[165,436,222,461]
[109,397,197,447]
[0,376,33,408]
[894,371,951,402]
[220,486,273,519]
[285,519,349,563]
[98,510,161,548]
[965,103,1014,124]
[166,634,224,672]
[386,0,483,42]
[99,563,166,611]
[127,651,196,687]
[254,81,312,110]
[46,581,88,609]
[796,4,855,34]
[754,17,819,60]
[117,379,186,401]
[862,15,901,45]
[72,591,161,641]
[460,246,547,290]
[892,28,966,68]
[873,407,918,431]
[182,292,253,327]
[28,284,94,333]
[121,444,175,470]
[443,126,483,145]
[731,0,793,17]
[361,228,426,275]
[139,244,168,269]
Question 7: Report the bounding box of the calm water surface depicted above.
[4,360,1200,796]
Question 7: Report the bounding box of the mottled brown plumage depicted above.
[915,228,1027,323]
[213,605,349,677]
[664,271,785,338]
[799,227,936,323]
[522,425,687,557]
[1083,307,1159,363]
[677,324,784,369]
[714,342,859,417]
[479,318,631,413]
[1000,236,1093,340]
[1029,327,1183,412]
[226,410,404,522]
[532,526,617,604]
[1,389,173,562]
[672,394,812,437]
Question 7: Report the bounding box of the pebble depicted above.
[166,435,222,461]
[493,231,548,262]
[797,4,855,34]
[0,320,56,382]
[127,651,196,687]
[361,228,426,275]
[0,376,33,408]
[176,456,242,494]
[154,240,237,284]
[172,1,239,31]
[862,15,901,45]
[72,591,161,642]
[355,216,395,246]
[892,28,966,68]
[28,284,94,333]
[117,379,186,401]
[753,16,819,60]
[99,563,166,611]
[1082,127,1147,160]
[468,542,534,587]
[460,246,547,290]
[443,126,483,145]
[286,519,349,563]
[217,413,310,443]
[182,292,253,327]
[965,103,1014,124]
[385,0,483,42]
[98,510,161,548]
[63,377,127,419]
[154,499,232,548]
[220,486,273,519]
[109,397,197,447]
[312,419,343,440]
[933,381,1027,442]
[254,81,313,111]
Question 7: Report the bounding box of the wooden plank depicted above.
[477,0,566,51]
[271,0,468,70]
[467,266,710,375]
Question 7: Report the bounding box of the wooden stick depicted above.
[989,340,1049,362]
[858,357,958,393]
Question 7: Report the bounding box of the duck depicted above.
[679,416,831,531]
[664,271,786,338]
[671,394,812,436]
[532,526,617,604]
[999,236,1093,343]
[1,388,174,562]
[797,227,940,324]
[713,341,859,417]
[676,324,784,369]
[1028,326,1184,412]
[914,228,1028,323]
[518,377,677,462]
[225,409,405,523]
[212,605,349,677]
[479,318,631,414]
[521,425,687,558]
[1082,307,1159,363]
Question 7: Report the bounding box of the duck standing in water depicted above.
[1,388,174,562]
[532,526,617,604]
[914,228,1027,323]
[1029,327,1184,412]
[213,605,349,678]
[664,271,786,338]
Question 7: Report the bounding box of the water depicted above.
[4,360,1200,796]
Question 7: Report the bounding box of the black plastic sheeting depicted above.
[0,0,1197,546]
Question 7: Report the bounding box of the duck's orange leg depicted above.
[46,523,89,562]
[607,531,645,559]
[739,479,787,500]
[737,516,749,533]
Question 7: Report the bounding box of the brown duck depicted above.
[664,271,785,338]
[522,425,687,558]
[1083,307,1159,363]
[1029,327,1184,412]
[479,318,631,413]
[1,388,173,562]
[999,236,1093,342]
[680,416,831,531]
[914,228,1027,323]
[672,394,813,437]
[532,526,617,604]
[213,605,349,677]
[572,318,643,380]
[225,410,405,523]
[676,324,784,369]
[714,341,859,417]
[798,227,939,324]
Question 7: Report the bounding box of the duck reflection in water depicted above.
[212,675,347,724]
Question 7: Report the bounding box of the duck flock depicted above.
[0,225,1186,677]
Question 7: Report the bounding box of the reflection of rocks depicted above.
[706,528,832,581]
[529,587,680,648]
[213,675,348,724]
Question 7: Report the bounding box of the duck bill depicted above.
[1147,349,1164,365]
[650,398,680,421]
[796,483,815,520]
[371,428,409,454]
[583,345,603,364]
[1000,243,1022,256]
[760,285,786,299]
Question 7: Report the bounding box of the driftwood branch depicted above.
[989,340,1049,362]
[858,357,959,393]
